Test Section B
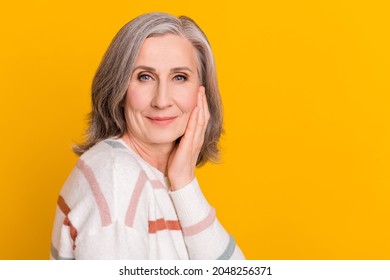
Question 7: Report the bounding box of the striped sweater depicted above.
[51,138,245,260]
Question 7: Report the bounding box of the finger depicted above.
[195,88,205,128]
[192,89,207,150]
[198,86,207,120]
[176,88,203,156]
[199,88,209,141]
[198,88,205,127]
[181,104,200,145]
[202,89,210,126]
[181,87,206,152]
[204,93,210,121]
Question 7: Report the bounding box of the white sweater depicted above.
[51,138,245,260]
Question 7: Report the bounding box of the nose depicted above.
[151,81,173,109]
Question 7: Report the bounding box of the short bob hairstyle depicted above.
[74,12,223,166]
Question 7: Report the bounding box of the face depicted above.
[124,34,201,147]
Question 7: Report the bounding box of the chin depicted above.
[144,125,186,146]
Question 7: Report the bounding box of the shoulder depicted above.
[79,138,144,177]
[60,138,145,202]
[57,139,149,233]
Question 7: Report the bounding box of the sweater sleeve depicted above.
[169,179,245,260]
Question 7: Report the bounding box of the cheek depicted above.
[176,87,198,113]
[125,87,150,112]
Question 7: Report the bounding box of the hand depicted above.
[167,86,210,191]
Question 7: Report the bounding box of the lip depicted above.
[147,116,177,126]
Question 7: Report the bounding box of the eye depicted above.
[173,74,188,81]
[138,74,153,81]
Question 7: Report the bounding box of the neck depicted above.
[121,133,174,175]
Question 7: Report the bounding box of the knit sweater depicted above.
[50,138,245,260]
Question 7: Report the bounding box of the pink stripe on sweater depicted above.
[182,207,216,237]
[150,180,165,189]
[77,159,112,227]
[125,170,147,227]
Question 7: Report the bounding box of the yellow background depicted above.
[1,0,389,259]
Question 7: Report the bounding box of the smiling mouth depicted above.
[147,116,177,126]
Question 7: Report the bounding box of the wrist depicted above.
[169,175,194,191]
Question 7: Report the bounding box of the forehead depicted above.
[135,34,198,69]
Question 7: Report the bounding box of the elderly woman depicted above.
[51,12,244,260]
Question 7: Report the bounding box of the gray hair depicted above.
[74,12,223,166]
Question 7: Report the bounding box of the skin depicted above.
[121,34,210,190]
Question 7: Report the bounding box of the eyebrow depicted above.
[132,65,194,73]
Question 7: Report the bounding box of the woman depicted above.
[51,12,245,260]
